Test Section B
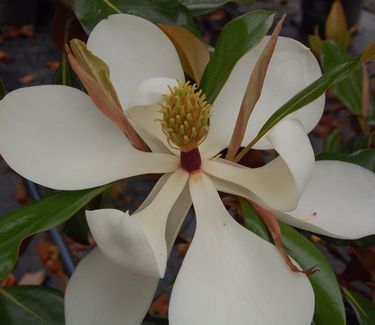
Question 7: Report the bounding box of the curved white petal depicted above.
[276,160,375,239]
[201,36,324,158]
[266,119,315,194]
[169,172,314,325]
[126,77,180,155]
[86,168,189,277]
[87,14,184,109]
[203,157,298,211]
[0,86,178,190]
[65,248,158,325]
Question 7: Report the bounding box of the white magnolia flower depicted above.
[0,14,374,325]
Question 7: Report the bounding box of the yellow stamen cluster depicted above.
[159,81,211,152]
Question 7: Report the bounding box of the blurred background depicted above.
[0,0,374,323]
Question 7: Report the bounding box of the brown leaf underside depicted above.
[251,202,317,276]
[226,14,286,161]
[65,44,148,151]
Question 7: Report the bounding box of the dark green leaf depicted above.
[320,40,363,115]
[60,208,90,245]
[235,55,361,162]
[350,134,373,151]
[54,53,84,90]
[343,288,375,325]
[240,199,346,325]
[258,56,359,138]
[322,128,341,153]
[0,79,5,100]
[0,286,64,325]
[73,0,199,35]
[316,149,375,173]
[60,192,103,244]
[179,0,255,16]
[200,10,274,103]
[0,184,111,280]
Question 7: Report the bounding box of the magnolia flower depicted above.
[0,13,374,325]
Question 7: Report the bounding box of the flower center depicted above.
[180,147,202,173]
[159,81,211,153]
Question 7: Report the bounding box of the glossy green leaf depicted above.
[200,10,274,104]
[0,286,64,324]
[60,208,90,245]
[235,55,361,162]
[0,184,111,280]
[0,79,5,100]
[343,288,375,325]
[316,149,375,173]
[322,128,341,153]
[73,0,199,35]
[60,193,103,245]
[320,40,363,115]
[240,199,346,325]
[179,0,255,16]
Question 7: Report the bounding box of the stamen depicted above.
[158,81,211,152]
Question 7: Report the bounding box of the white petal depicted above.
[126,77,180,155]
[87,14,184,109]
[65,248,158,325]
[277,160,375,239]
[169,172,314,325]
[86,168,189,277]
[201,36,324,158]
[266,119,315,195]
[0,86,178,190]
[204,154,302,211]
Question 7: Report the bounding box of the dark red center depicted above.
[180,148,201,173]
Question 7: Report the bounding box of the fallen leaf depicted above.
[18,270,46,286]
[18,74,36,84]
[149,292,169,316]
[20,24,35,38]
[47,61,60,72]
[0,50,13,62]
[14,181,31,204]
[3,26,21,38]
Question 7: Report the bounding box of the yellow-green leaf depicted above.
[325,0,351,48]
[69,39,121,107]
[360,41,375,63]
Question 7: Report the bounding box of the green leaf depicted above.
[322,128,341,153]
[0,184,111,280]
[200,10,275,104]
[316,149,375,173]
[60,193,103,245]
[240,199,346,325]
[320,40,363,115]
[179,0,255,16]
[235,55,361,162]
[73,0,199,35]
[0,286,64,324]
[343,288,375,325]
[54,53,84,90]
[60,208,90,245]
[0,79,5,100]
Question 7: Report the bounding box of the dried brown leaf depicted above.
[18,270,46,286]
[47,61,60,72]
[0,50,13,63]
[18,74,36,84]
